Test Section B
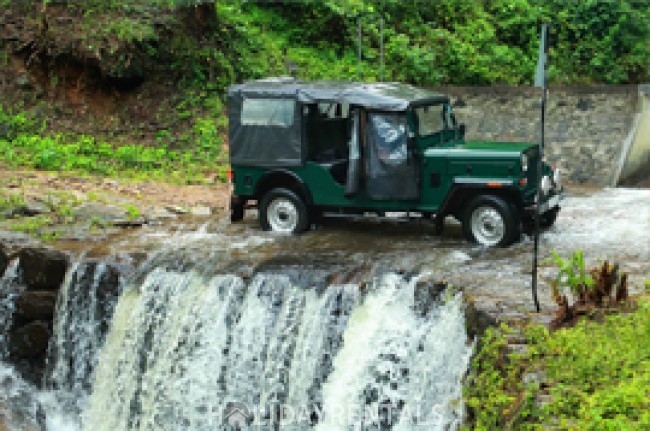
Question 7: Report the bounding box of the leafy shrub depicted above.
[465,300,650,430]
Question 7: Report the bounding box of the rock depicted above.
[73,202,127,222]
[190,206,212,216]
[166,205,188,215]
[464,300,498,339]
[9,321,50,359]
[15,291,58,320]
[18,247,69,290]
[16,201,50,217]
[523,370,547,386]
[15,74,32,90]
[576,98,593,111]
[0,246,8,276]
[34,194,61,208]
[112,218,146,227]
[144,207,177,222]
[507,343,529,355]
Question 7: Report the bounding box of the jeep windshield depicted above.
[414,103,456,137]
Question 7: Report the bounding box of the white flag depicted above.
[534,24,549,88]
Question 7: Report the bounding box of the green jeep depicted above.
[228,78,562,247]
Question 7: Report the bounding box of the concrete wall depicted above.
[617,85,650,185]
[437,85,639,186]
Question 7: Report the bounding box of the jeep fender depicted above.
[253,169,313,206]
[438,179,523,219]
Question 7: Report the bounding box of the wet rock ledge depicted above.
[1,238,500,385]
[0,241,124,384]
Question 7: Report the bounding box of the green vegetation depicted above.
[213,0,648,85]
[549,250,594,297]
[6,214,57,239]
[464,252,647,429]
[51,0,649,88]
[0,107,227,184]
[123,204,141,221]
[0,190,26,217]
[465,303,650,430]
[1,1,648,181]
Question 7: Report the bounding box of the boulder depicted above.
[17,247,69,291]
[15,74,32,90]
[17,201,51,217]
[0,246,8,276]
[190,206,212,216]
[15,291,58,320]
[9,321,50,359]
[464,300,498,339]
[73,202,128,222]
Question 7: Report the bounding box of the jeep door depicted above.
[364,112,419,201]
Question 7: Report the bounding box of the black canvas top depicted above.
[228,77,448,111]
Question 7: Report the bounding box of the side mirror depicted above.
[459,123,466,138]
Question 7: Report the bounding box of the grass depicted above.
[464,296,650,430]
[0,124,229,185]
[0,190,25,213]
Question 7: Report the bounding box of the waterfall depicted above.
[0,259,20,360]
[80,268,473,431]
[45,260,123,414]
[0,258,80,431]
[316,274,472,430]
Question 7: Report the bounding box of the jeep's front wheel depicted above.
[259,188,309,234]
[462,195,519,247]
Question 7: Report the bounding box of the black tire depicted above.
[539,208,559,228]
[259,188,309,234]
[462,195,519,247]
[230,202,244,222]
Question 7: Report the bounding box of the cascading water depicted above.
[45,260,123,413]
[0,258,75,431]
[80,267,473,431]
[1,248,474,431]
[0,258,20,359]
[0,257,122,431]
[316,274,471,430]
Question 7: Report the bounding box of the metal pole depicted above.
[380,18,384,81]
[358,18,362,80]
[532,24,549,313]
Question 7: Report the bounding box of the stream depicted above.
[0,187,648,430]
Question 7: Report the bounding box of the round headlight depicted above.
[521,153,528,172]
[553,168,561,189]
[541,175,551,195]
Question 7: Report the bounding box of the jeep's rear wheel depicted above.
[463,195,519,247]
[259,188,309,234]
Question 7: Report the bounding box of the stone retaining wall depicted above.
[436,85,639,186]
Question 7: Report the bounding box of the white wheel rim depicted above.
[267,197,298,233]
[470,206,505,246]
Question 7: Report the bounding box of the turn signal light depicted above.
[227,169,234,183]
[519,178,527,187]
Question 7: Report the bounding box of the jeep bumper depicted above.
[525,190,564,216]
